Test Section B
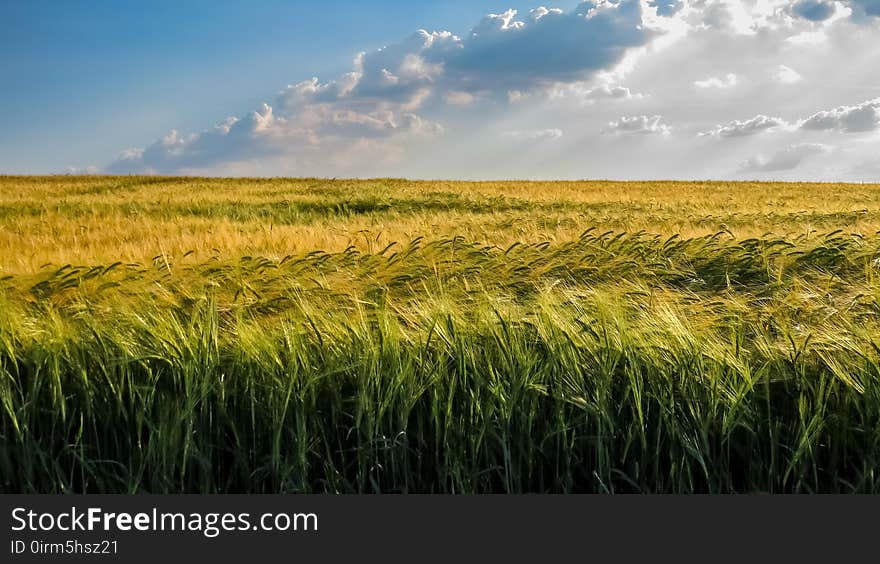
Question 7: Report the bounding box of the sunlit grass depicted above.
[2,176,880,492]
[3,176,880,273]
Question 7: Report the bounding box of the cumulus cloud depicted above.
[108,97,443,175]
[799,97,880,132]
[603,115,671,135]
[548,82,640,103]
[694,73,738,88]
[583,84,637,100]
[439,1,654,90]
[108,104,286,174]
[741,143,831,172]
[700,115,789,137]
[699,97,880,144]
[347,30,456,102]
[98,1,880,180]
[684,0,775,34]
[107,0,657,174]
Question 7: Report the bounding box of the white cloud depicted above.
[694,73,738,88]
[785,29,829,45]
[108,100,442,175]
[109,104,286,174]
[603,115,671,135]
[683,0,782,35]
[547,82,640,103]
[700,115,790,137]
[697,97,880,144]
[441,1,654,90]
[100,1,880,180]
[799,97,880,132]
[108,1,656,174]
[583,84,637,100]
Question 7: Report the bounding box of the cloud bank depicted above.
[105,1,880,181]
[604,115,671,135]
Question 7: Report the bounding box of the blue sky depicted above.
[2,1,879,180]
[0,0,577,173]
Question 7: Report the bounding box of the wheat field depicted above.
[3,175,880,492]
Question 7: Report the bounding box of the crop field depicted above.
[3,175,880,493]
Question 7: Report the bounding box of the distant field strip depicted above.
[3,176,880,273]
[2,176,880,493]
